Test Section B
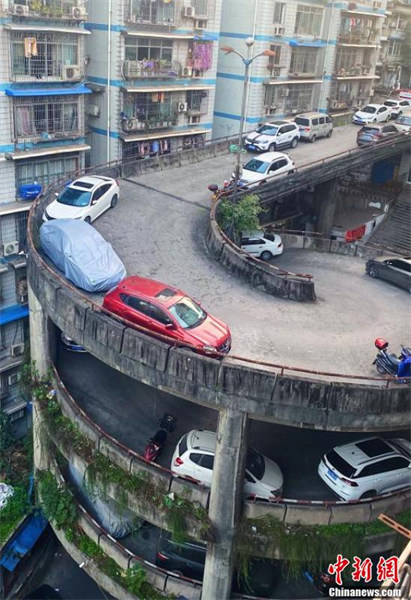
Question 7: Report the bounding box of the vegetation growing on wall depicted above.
[217,193,265,241]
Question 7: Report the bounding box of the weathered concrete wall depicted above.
[279,233,396,259]
[205,218,317,302]
[27,250,409,432]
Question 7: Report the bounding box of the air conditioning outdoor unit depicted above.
[72,6,87,20]
[122,118,139,132]
[62,65,81,80]
[178,102,188,112]
[183,6,195,17]
[2,241,19,257]
[8,373,21,386]
[273,25,285,35]
[330,100,340,109]
[280,88,289,97]
[13,4,29,16]
[87,104,100,117]
[182,66,193,77]
[188,115,201,124]
[10,343,25,357]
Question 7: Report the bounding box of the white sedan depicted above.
[43,175,119,223]
[236,152,295,186]
[353,104,391,125]
[241,230,283,261]
[383,98,410,118]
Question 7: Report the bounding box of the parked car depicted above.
[366,256,411,293]
[318,436,411,500]
[40,219,126,293]
[237,152,295,186]
[43,175,119,224]
[395,110,411,132]
[244,120,300,152]
[357,123,399,147]
[294,112,333,142]
[102,277,231,357]
[240,230,283,260]
[61,332,87,353]
[353,104,391,125]
[155,535,279,596]
[383,98,411,118]
[171,430,283,499]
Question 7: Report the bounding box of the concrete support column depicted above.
[316,178,339,235]
[28,283,51,471]
[202,408,248,600]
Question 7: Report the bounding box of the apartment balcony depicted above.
[288,71,319,79]
[333,65,375,79]
[337,32,378,46]
[10,59,84,83]
[120,112,179,134]
[7,1,87,21]
[122,59,182,80]
[124,0,176,27]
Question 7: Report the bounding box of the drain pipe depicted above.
[106,0,112,163]
[318,0,335,112]
[246,0,260,123]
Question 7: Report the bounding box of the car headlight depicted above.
[203,345,217,354]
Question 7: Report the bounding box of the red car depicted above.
[102,276,231,356]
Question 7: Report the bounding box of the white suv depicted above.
[244,120,300,152]
[318,437,411,501]
[237,152,295,186]
[241,230,283,261]
[171,430,283,500]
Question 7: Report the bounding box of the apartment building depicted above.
[85,0,222,166]
[376,0,411,91]
[0,0,90,434]
[213,0,387,137]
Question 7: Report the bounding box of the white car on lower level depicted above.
[318,436,411,501]
[43,175,119,223]
[383,98,411,118]
[353,104,391,125]
[241,230,283,261]
[171,430,283,500]
[236,152,295,186]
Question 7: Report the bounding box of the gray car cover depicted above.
[40,219,126,293]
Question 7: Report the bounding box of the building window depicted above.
[186,90,208,114]
[264,86,279,107]
[289,48,317,74]
[294,5,323,36]
[10,32,79,81]
[124,37,173,62]
[192,0,208,17]
[273,2,286,24]
[284,84,314,113]
[126,0,175,25]
[388,41,402,57]
[268,44,282,66]
[16,154,80,189]
[13,96,81,142]
[124,92,178,125]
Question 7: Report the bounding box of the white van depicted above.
[294,112,333,142]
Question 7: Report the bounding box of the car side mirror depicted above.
[91,199,97,205]
[165,322,175,330]
[54,192,59,198]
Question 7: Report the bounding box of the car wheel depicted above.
[260,250,273,261]
[368,265,378,278]
[291,137,298,148]
[360,490,377,499]
[326,129,333,138]
[310,135,316,143]
[268,143,277,152]
[84,216,92,224]
[110,194,118,208]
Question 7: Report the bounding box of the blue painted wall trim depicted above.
[84,23,220,40]
[213,111,261,124]
[86,75,217,88]
[90,123,213,138]
[0,137,86,154]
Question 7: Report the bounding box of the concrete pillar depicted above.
[28,283,51,471]
[316,178,339,235]
[202,408,248,600]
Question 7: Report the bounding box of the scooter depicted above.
[373,338,411,378]
[143,413,177,462]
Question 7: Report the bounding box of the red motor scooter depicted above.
[143,413,177,462]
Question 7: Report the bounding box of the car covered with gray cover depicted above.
[40,219,126,293]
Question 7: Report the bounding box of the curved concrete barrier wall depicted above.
[279,233,400,259]
[49,366,410,528]
[206,213,317,302]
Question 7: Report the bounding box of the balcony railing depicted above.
[11,59,84,82]
[120,112,179,134]
[337,33,377,44]
[13,97,83,143]
[288,71,318,79]
[334,65,373,77]
[124,0,175,26]
[122,60,182,80]
[8,1,87,20]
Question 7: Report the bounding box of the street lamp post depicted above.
[221,39,275,200]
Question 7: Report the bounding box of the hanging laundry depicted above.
[24,37,38,58]
[193,43,213,70]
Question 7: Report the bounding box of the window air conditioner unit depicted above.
[178,101,188,112]
[10,343,25,357]
[273,25,285,35]
[182,66,193,77]
[8,373,21,386]
[183,6,195,17]
[13,4,29,16]
[2,241,19,256]
[62,65,81,80]
[280,88,289,97]
[72,6,87,20]
[87,104,100,117]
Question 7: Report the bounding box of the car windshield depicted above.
[243,159,269,173]
[397,115,411,125]
[256,125,278,135]
[362,127,379,134]
[384,101,397,107]
[246,448,265,480]
[57,187,92,207]
[169,297,207,329]
[361,106,376,114]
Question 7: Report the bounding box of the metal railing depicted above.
[122,59,182,80]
